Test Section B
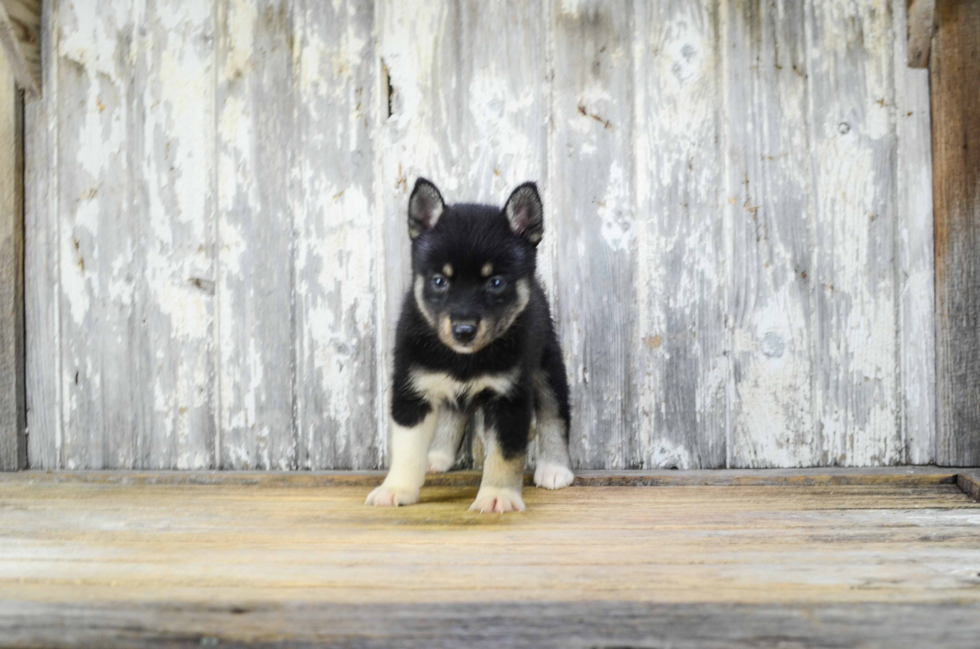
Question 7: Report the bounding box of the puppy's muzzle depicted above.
[452,320,479,343]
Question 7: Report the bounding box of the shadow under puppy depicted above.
[366,178,574,513]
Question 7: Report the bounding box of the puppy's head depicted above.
[407,178,543,354]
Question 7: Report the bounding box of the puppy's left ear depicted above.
[503,182,544,246]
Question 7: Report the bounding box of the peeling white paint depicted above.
[30,0,935,471]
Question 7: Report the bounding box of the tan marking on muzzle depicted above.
[438,315,492,354]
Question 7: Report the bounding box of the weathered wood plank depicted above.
[0,0,37,94]
[375,0,460,467]
[551,0,636,469]
[293,0,379,470]
[57,1,143,469]
[132,0,216,469]
[893,0,936,464]
[906,0,935,68]
[958,470,980,502]
[3,601,980,649]
[23,0,57,468]
[633,0,727,469]
[0,466,962,488]
[723,0,816,467]
[0,481,977,625]
[216,0,296,469]
[0,48,24,470]
[933,0,980,467]
[807,0,902,466]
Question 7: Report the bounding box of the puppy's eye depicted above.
[431,274,449,291]
[486,276,506,293]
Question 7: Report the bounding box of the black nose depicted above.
[452,321,478,343]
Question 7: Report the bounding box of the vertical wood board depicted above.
[552,0,637,469]
[806,0,903,466]
[0,49,25,470]
[933,0,980,466]
[23,0,58,468]
[722,0,817,468]
[132,0,216,469]
[216,0,296,469]
[893,0,936,465]
[633,0,728,469]
[293,0,380,470]
[57,0,141,469]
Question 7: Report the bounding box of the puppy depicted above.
[366,178,574,513]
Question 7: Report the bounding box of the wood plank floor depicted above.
[1,469,980,647]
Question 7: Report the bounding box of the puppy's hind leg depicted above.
[533,370,574,490]
[428,406,466,473]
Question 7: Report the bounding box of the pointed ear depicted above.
[503,182,544,245]
[408,178,445,239]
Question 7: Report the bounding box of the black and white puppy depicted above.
[366,178,574,513]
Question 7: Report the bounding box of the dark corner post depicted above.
[932,0,980,467]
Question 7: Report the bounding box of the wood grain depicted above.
[0,466,961,488]
[57,0,142,469]
[958,470,980,502]
[807,0,902,466]
[216,0,296,469]
[932,0,980,467]
[133,0,216,469]
[723,0,816,468]
[551,0,637,470]
[2,601,980,649]
[293,0,379,470]
[633,0,727,469]
[22,0,57,468]
[0,480,977,619]
[0,48,24,470]
[893,0,936,464]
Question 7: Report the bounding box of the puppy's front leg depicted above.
[470,395,531,514]
[427,407,467,473]
[366,405,438,507]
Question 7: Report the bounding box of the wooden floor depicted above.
[2,468,980,647]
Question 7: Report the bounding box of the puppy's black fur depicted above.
[390,179,570,460]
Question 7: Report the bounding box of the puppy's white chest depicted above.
[410,368,519,404]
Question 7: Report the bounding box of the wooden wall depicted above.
[24,0,937,470]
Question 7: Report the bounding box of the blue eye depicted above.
[431,274,449,290]
[487,276,506,293]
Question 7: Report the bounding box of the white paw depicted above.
[365,484,419,507]
[427,450,455,473]
[469,487,526,514]
[534,462,575,490]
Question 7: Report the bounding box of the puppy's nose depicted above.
[452,321,478,343]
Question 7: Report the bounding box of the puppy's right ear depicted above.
[408,178,445,239]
